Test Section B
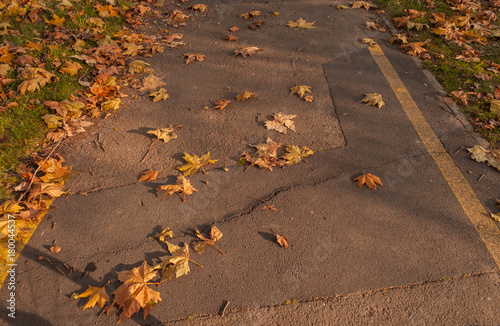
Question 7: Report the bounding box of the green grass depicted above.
[0,0,130,203]
[375,0,500,148]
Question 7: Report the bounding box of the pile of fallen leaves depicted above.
[0,0,183,304]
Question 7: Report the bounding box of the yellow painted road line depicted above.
[369,44,500,269]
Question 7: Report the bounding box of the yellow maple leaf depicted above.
[352,1,377,10]
[282,145,313,164]
[45,14,66,27]
[177,151,218,176]
[0,201,23,215]
[265,112,297,134]
[152,242,202,282]
[190,4,208,12]
[149,88,170,102]
[286,18,316,29]
[128,60,150,74]
[74,281,110,310]
[193,226,225,255]
[147,126,177,143]
[148,227,174,242]
[360,93,386,108]
[290,85,312,98]
[236,90,256,101]
[240,11,261,19]
[59,61,83,76]
[101,98,121,111]
[156,173,197,202]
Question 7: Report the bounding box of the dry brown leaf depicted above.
[234,46,262,57]
[290,85,312,98]
[182,53,205,64]
[224,34,238,41]
[401,40,430,56]
[152,242,202,282]
[265,112,297,134]
[467,145,500,171]
[156,173,197,202]
[141,75,166,91]
[190,4,208,12]
[353,172,383,189]
[59,61,83,76]
[241,137,286,171]
[286,18,316,29]
[250,20,265,29]
[360,93,385,108]
[240,11,261,19]
[193,226,225,255]
[147,127,177,143]
[213,99,231,110]
[112,261,161,322]
[138,170,159,182]
[352,1,377,10]
[236,90,256,101]
[270,229,290,248]
[149,88,170,102]
[148,227,174,242]
[229,26,239,32]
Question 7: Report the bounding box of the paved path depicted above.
[2,0,500,325]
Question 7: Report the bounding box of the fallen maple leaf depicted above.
[74,281,110,311]
[213,99,231,110]
[361,38,377,46]
[352,1,377,10]
[59,61,83,76]
[270,229,290,248]
[149,88,170,102]
[225,34,238,41]
[490,100,500,117]
[50,245,62,253]
[141,75,166,91]
[236,90,256,101]
[304,95,314,102]
[128,60,151,74]
[241,137,286,171]
[177,152,218,176]
[190,4,208,12]
[286,18,316,29]
[265,112,297,134]
[360,93,385,108]
[156,173,197,202]
[152,242,202,282]
[138,170,159,182]
[229,26,239,32]
[389,33,409,44]
[182,53,205,64]
[354,172,383,189]
[101,98,121,111]
[290,85,312,98]
[193,226,225,255]
[250,20,265,29]
[282,145,313,164]
[147,127,177,143]
[112,261,161,322]
[401,40,430,56]
[240,11,261,19]
[29,182,65,198]
[234,46,262,57]
[148,227,174,242]
[467,145,500,171]
[45,14,65,27]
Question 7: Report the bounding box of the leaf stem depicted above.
[212,244,225,255]
[189,258,204,268]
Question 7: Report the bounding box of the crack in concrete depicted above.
[152,270,500,325]
[43,150,429,265]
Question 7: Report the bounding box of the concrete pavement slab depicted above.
[1,0,500,325]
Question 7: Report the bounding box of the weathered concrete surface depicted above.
[2,0,500,325]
